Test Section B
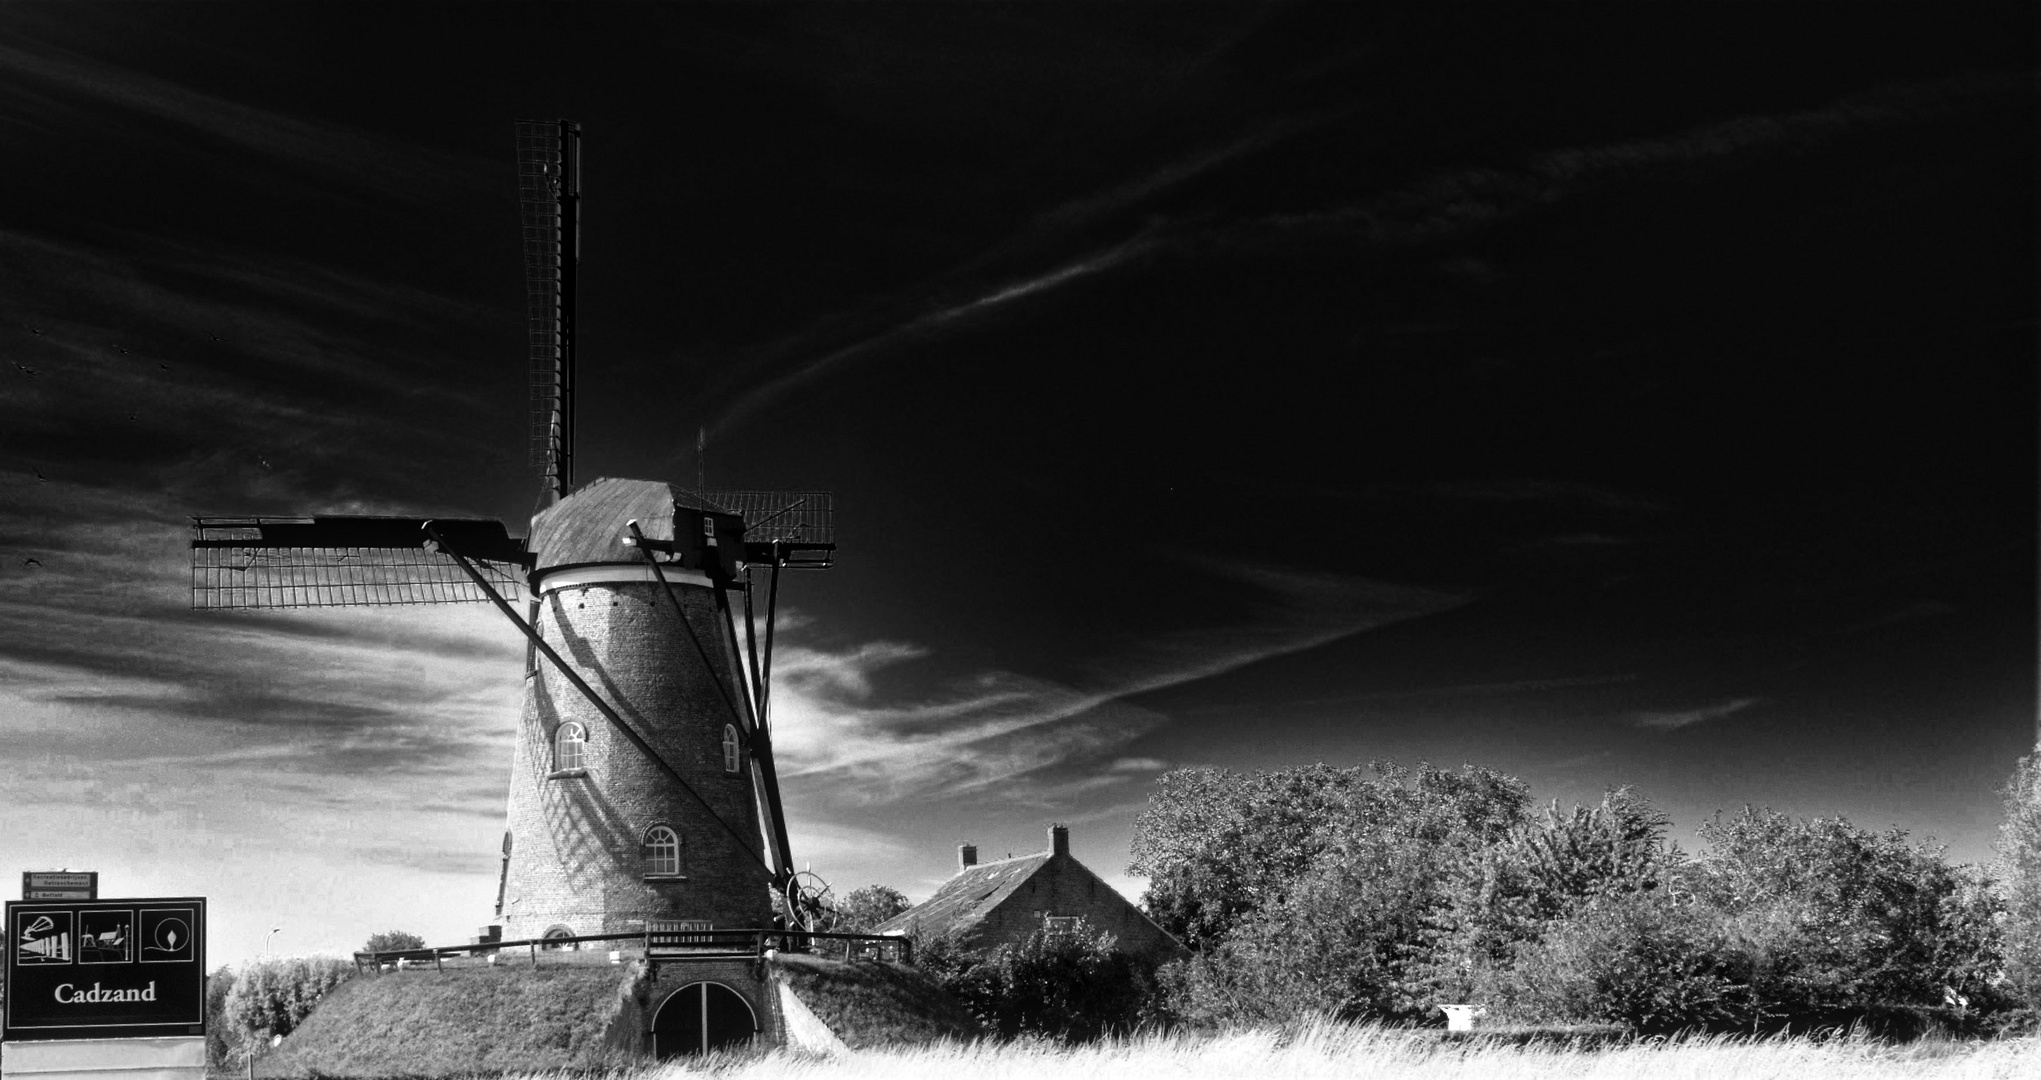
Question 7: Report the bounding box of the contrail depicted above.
[709,237,1151,437]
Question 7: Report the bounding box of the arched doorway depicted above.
[652,981,757,1058]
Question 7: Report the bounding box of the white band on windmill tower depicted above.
[534,564,715,595]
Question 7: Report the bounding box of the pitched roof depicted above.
[872,853,1051,940]
[529,477,729,569]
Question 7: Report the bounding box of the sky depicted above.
[0,3,2034,966]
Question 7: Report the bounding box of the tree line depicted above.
[1122,758,2041,1037]
[193,754,2041,1054]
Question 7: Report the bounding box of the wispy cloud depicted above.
[708,238,1152,436]
[0,227,509,503]
[767,561,1463,810]
[0,33,485,207]
[704,71,2028,436]
[1633,697,1761,731]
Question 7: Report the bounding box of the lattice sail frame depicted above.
[705,490,836,568]
[190,517,527,611]
[517,119,579,498]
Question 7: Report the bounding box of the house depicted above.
[875,824,1188,965]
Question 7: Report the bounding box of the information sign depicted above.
[2,897,206,1041]
[20,872,97,901]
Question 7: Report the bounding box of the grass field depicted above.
[566,1022,2040,1080]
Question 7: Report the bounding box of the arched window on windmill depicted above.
[722,724,741,774]
[644,825,682,877]
[554,721,587,774]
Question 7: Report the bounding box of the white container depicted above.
[1439,1004,1486,1031]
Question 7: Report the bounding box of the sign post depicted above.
[2,897,206,1080]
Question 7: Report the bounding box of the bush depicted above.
[918,919,1150,1041]
[1131,763,1528,952]
[1486,890,1737,1034]
[205,966,240,1066]
[221,956,355,1043]
[1144,763,1537,1025]
[831,885,912,934]
[1692,807,2005,1029]
[1998,754,2041,1006]
[362,930,426,955]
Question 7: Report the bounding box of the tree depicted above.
[1688,807,2003,1029]
[1998,753,2041,1006]
[1426,787,1680,1002]
[222,957,354,1043]
[362,930,425,954]
[832,885,912,934]
[1484,888,1739,1035]
[204,966,240,1067]
[1147,762,1533,1024]
[1130,762,1529,952]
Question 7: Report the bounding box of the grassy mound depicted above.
[772,954,982,1049]
[255,959,646,1078]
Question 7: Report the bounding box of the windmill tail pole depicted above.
[624,520,750,732]
[423,521,772,877]
[625,521,802,888]
[716,585,801,884]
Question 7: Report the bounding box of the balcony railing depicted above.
[351,926,910,974]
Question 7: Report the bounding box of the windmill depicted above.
[189,120,835,939]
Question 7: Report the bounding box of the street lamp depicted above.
[263,926,282,955]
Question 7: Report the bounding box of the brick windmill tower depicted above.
[189,121,833,942]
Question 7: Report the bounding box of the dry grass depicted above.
[556,1021,2040,1080]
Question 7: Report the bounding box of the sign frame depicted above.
[3,896,206,1042]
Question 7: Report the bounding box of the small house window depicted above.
[645,825,681,876]
[1044,916,1080,933]
[554,722,587,772]
[722,725,741,774]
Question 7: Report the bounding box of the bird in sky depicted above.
[21,558,42,569]
[33,467,47,482]
[12,362,35,376]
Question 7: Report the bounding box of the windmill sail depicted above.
[518,119,580,505]
[190,516,529,610]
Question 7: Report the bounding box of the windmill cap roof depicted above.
[529,478,732,569]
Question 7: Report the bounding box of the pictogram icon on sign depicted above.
[79,910,134,964]
[139,909,193,963]
[16,911,73,964]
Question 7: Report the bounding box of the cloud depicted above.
[1424,479,1670,514]
[766,560,1463,809]
[707,238,1153,436]
[1236,70,2028,253]
[0,35,484,207]
[1633,697,1761,731]
[703,71,2029,436]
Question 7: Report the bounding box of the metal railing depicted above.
[352,927,910,974]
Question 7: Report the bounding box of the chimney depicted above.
[958,844,978,871]
[1049,823,1069,858]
